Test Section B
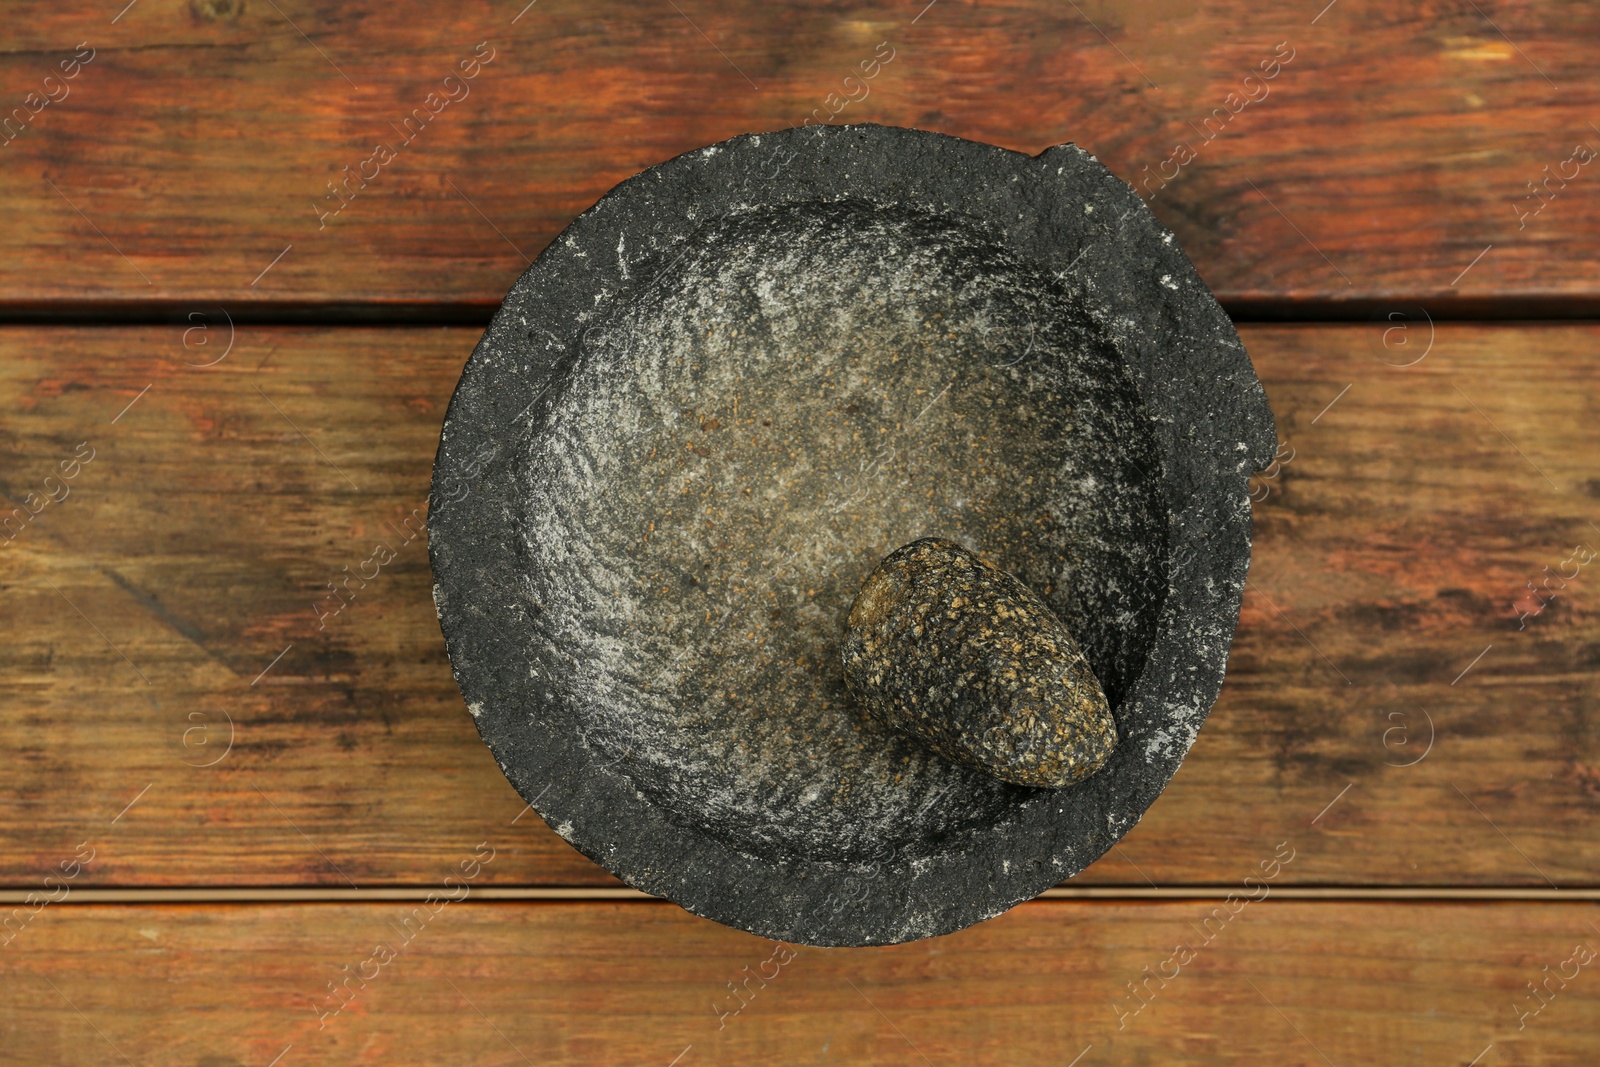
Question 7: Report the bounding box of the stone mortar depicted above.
[429,124,1277,946]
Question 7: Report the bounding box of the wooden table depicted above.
[3,1,1597,1063]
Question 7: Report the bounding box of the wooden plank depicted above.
[1,322,1597,887]
[3,899,1597,1064]
[2,1,1599,311]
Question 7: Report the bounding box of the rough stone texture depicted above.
[429,124,1277,947]
[511,197,1165,868]
[843,538,1116,789]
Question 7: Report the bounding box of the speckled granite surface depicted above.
[429,124,1276,946]
[843,537,1117,789]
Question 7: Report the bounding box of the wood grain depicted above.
[2,0,1599,312]
[2,321,1596,889]
[4,899,1598,1065]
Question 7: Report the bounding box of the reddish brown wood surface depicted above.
[5,899,1598,1065]
[2,0,1599,311]
[4,6,1597,1060]
[2,321,1596,888]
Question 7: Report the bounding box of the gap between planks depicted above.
[4,887,1599,905]
[5,297,1600,327]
